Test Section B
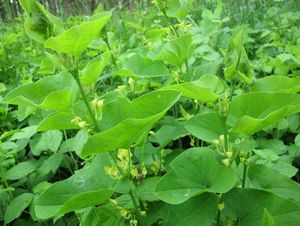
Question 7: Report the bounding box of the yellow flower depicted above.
[104,166,118,177]
[222,159,230,167]
[218,202,225,211]
[130,167,139,178]
[78,121,87,129]
[117,149,132,161]
[128,77,135,86]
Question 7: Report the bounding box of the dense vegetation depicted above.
[1,0,300,225]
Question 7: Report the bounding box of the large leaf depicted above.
[4,193,34,224]
[248,164,300,206]
[4,72,78,112]
[223,188,300,226]
[82,205,123,226]
[80,50,111,84]
[35,153,115,219]
[38,112,79,131]
[157,34,195,67]
[44,12,111,56]
[162,75,227,102]
[228,92,300,135]
[20,0,63,43]
[251,76,300,93]
[154,147,237,204]
[185,112,224,142]
[30,130,62,155]
[159,193,219,226]
[224,29,254,84]
[6,161,36,180]
[81,90,180,157]
[166,0,189,19]
[117,53,169,78]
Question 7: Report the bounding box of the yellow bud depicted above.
[225,151,233,158]
[71,116,82,125]
[222,158,230,166]
[116,85,126,93]
[141,166,147,176]
[104,166,118,177]
[119,208,129,218]
[130,219,138,226]
[212,139,220,145]
[97,99,104,108]
[148,131,155,136]
[128,77,135,86]
[130,167,139,178]
[218,202,225,211]
[109,199,118,206]
[117,149,132,161]
[91,99,98,110]
[78,121,87,129]
[140,211,147,216]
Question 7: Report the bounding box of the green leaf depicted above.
[82,205,123,226]
[166,0,189,19]
[223,188,300,226]
[159,193,219,226]
[80,51,111,84]
[10,126,37,140]
[117,53,169,78]
[4,193,34,224]
[248,164,300,206]
[38,112,79,131]
[6,161,36,180]
[162,75,227,102]
[263,209,277,226]
[251,76,300,93]
[37,153,63,176]
[35,153,114,219]
[228,92,300,135]
[185,112,224,142]
[81,90,180,157]
[149,121,188,147]
[224,29,254,84]
[134,177,161,202]
[30,130,63,155]
[157,34,195,67]
[20,0,63,43]
[154,147,237,204]
[44,12,112,56]
[4,72,78,112]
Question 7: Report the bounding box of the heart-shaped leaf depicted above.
[35,153,114,219]
[81,90,180,157]
[44,12,111,56]
[223,188,300,226]
[248,164,300,206]
[251,76,300,93]
[4,72,78,112]
[185,112,224,142]
[162,75,227,102]
[228,92,300,135]
[154,147,237,204]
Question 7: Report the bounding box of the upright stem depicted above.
[241,153,250,188]
[129,190,145,226]
[72,69,101,132]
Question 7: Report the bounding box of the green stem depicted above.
[222,117,229,152]
[242,153,250,188]
[1,167,13,200]
[216,194,223,226]
[72,69,101,132]
[129,190,145,226]
[102,29,117,68]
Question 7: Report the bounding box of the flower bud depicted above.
[222,158,230,166]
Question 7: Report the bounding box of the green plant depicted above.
[1,0,300,226]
